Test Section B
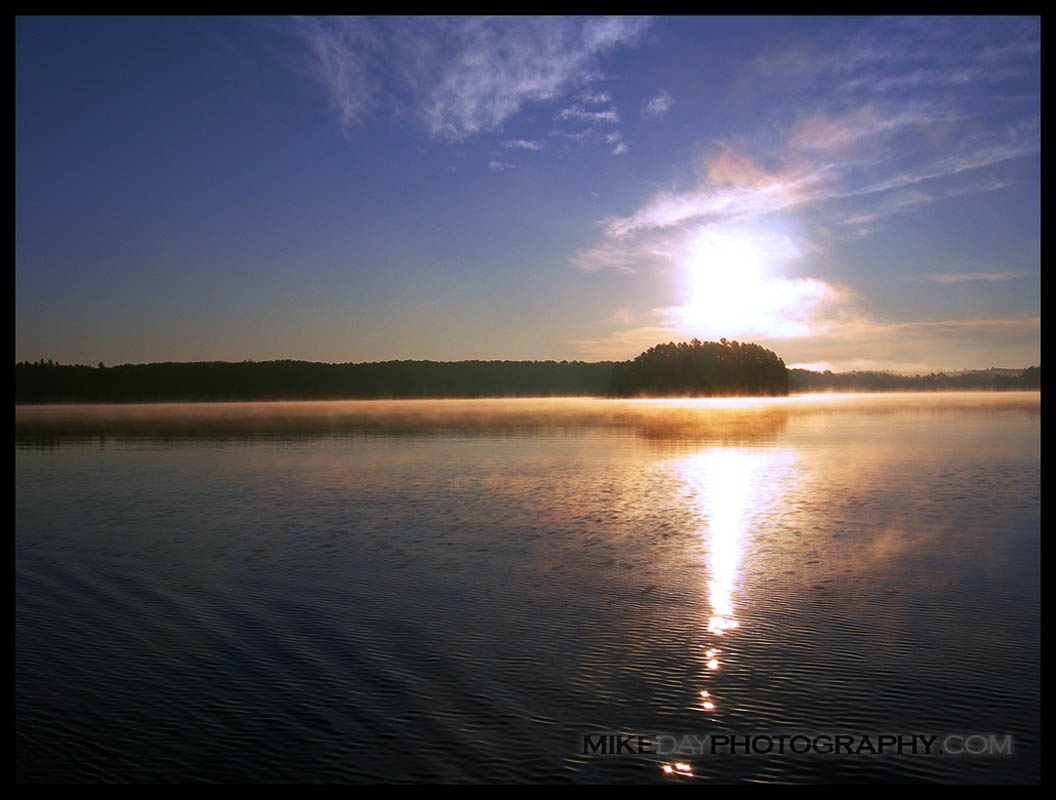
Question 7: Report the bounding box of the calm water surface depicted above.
[15,394,1040,783]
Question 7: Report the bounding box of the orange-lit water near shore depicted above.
[17,393,1039,782]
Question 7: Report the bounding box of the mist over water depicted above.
[16,394,1039,782]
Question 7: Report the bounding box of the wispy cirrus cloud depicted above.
[573,30,1038,358]
[593,145,831,243]
[292,16,383,132]
[550,122,629,156]
[643,90,673,118]
[829,175,1016,235]
[578,101,1037,260]
[557,106,620,124]
[555,128,594,143]
[605,131,628,155]
[502,139,543,151]
[922,271,1031,284]
[292,16,650,140]
[752,16,1040,106]
[579,90,611,104]
[784,103,963,156]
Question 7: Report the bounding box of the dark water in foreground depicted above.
[16,394,1040,783]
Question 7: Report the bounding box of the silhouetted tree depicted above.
[608,339,789,397]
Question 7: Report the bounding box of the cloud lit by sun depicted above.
[669,226,840,340]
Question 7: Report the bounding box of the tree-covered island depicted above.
[15,340,1039,403]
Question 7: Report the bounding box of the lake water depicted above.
[15,394,1040,783]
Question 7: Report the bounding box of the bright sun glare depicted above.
[675,228,833,340]
[682,236,764,333]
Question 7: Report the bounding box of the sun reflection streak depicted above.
[676,446,795,713]
[683,449,755,645]
[661,762,695,777]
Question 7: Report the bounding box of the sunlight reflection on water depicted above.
[675,448,796,725]
[16,393,1039,783]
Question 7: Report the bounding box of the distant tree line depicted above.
[609,339,788,397]
[14,349,1039,404]
[788,366,1040,392]
[13,359,616,403]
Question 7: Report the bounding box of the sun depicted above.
[678,232,768,335]
[674,226,831,340]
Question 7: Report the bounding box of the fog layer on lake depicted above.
[16,393,1040,783]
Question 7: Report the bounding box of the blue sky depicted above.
[16,16,1040,372]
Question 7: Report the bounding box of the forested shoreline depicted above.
[609,339,789,396]
[14,342,1039,404]
[13,359,616,403]
[788,366,1040,393]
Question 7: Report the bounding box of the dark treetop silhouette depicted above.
[14,343,1039,403]
[608,339,788,397]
